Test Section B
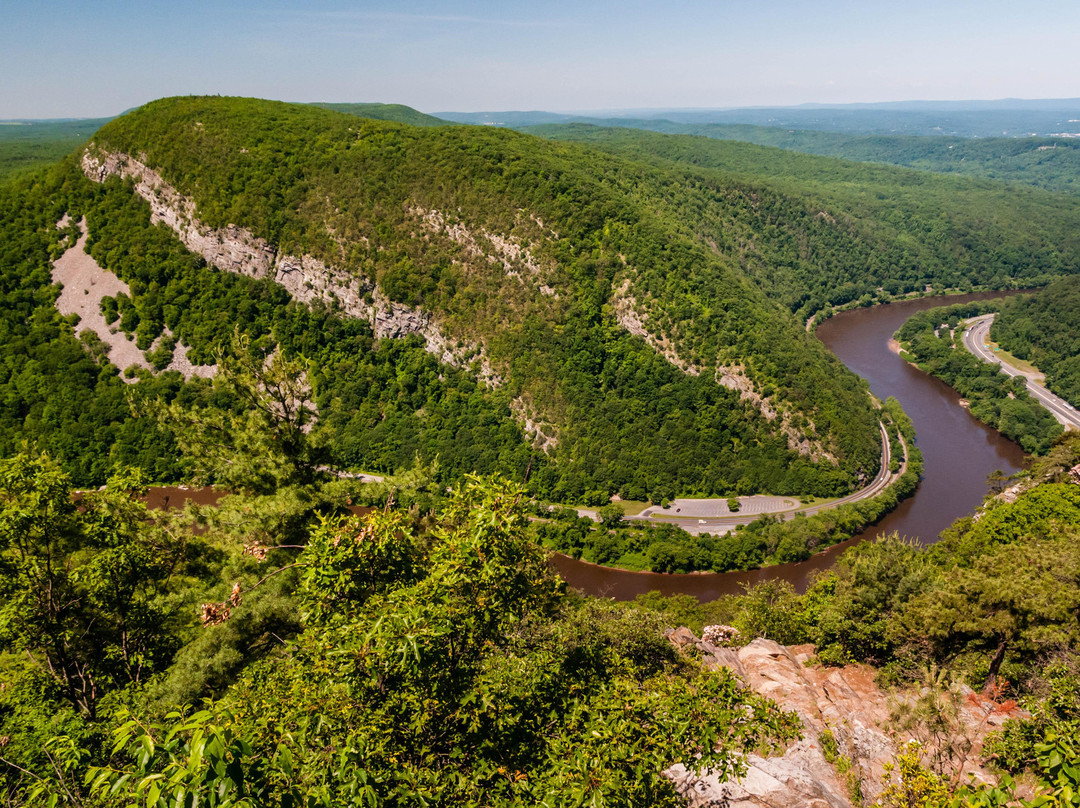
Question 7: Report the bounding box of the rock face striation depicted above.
[80,148,501,386]
[665,631,1025,808]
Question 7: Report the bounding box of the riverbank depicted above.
[536,408,919,579]
[555,293,1028,600]
[568,421,902,538]
[893,299,1063,454]
[805,284,1033,332]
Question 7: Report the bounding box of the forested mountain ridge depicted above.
[65,95,899,498]
[535,119,1080,196]
[531,124,1080,316]
[9,95,1080,502]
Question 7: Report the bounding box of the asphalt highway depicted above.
[962,314,1080,431]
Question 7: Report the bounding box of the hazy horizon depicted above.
[4,0,1080,119]
[7,96,1080,126]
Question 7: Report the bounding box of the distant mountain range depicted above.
[9,97,1080,139]
[435,98,1080,138]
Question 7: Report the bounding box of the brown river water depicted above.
[552,292,1027,601]
[142,293,1027,602]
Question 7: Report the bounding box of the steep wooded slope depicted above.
[75,96,884,496]
[542,119,1080,196]
[532,125,1080,317]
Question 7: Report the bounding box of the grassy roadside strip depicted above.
[895,300,1062,454]
[983,339,1044,377]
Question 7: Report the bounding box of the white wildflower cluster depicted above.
[702,624,740,646]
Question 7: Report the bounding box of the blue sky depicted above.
[4,0,1080,118]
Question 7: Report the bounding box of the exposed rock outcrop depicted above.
[716,365,834,464]
[665,632,1025,808]
[511,394,559,453]
[612,283,700,376]
[81,148,500,386]
[51,217,215,382]
[410,205,557,297]
[612,280,834,463]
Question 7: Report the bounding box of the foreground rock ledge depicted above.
[664,631,1025,808]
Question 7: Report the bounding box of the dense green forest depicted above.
[992,276,1080,407]
[535,398,921,573]
[4,96,1080,805]
[0,159,864,503]
[75,96,904,497]
[0,359,806,807]
[77,96,1080,494]
[0,162,536,488]
[558,119,1080,196]
[894,301,1063,454]
[531,124,1080,317]
[3,349,1080,805]
[8,94,1080,532]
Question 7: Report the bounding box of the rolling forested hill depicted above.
[310,102,447,126]
[531,124,1080,315]
[4,96,1080,503]
[531,119,1080,196]
[0,117,114,180]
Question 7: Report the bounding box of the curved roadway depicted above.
[963,314,1080,431]
[622,422,900,535]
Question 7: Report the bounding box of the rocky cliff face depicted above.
[665,630,1024,808]
[80,148,501,386]
[612,278,835,463]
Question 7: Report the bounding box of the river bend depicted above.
[553,293,1027,601]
